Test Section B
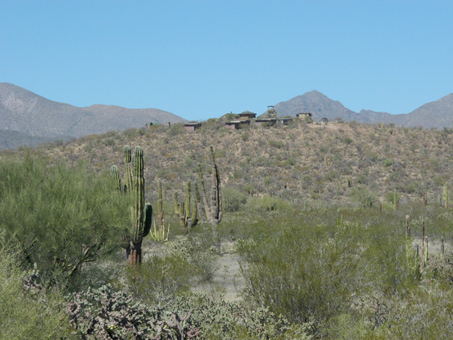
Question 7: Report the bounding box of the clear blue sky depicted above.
[1,1,452,121]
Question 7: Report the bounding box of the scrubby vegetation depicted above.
[2,119,453,338]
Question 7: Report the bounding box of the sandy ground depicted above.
[190,241,246,302]
[144,239,246,302]
[412,238,451,258]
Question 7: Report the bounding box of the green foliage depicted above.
[0,247,72,339]
[70,284,312,340]
[126,252,197,304]
[168,123,185,136]
[222,186,247,212]
[342,136,353,144]
[0,155,130,286]
[236,210,413,330]
[350,186,375,208]
[244,195,293,212]
[68,284,201,339]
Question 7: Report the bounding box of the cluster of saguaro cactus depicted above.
[198,146,222,240]
[405,215,431,278]
[149,180,169,242]
[174,181,198,232]
[111,146,152,265]
[405,216,420,277]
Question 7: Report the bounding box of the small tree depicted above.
[0,155,129,284]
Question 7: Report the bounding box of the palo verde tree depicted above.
[111,146,152,265]
[0,154,130,285]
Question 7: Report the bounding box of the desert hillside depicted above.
[20,118,453,207]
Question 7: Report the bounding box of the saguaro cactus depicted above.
[199,146,222,240]
[175,181,198,232]
[111,146,152,265]
[158,180,164,230]
[149,180,169,242]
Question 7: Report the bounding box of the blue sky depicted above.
[1,1,452,121]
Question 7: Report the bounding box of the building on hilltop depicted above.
[238,111,257,121]
[184,122,202,132]
[225,120,251,130]
[255,118,277,127]
[266,106,277,118]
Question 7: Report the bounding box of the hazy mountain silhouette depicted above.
[0,83,187,140]
[273,90,453,128]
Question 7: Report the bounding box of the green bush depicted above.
[126,252,197,304]
[244,195,293,212]
[236,210,412,332]
[0,155,130,288]
[0,246,72,339]
[350,186,376,207]
[223,187,247,212]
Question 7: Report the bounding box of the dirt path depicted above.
[191,241,246,302]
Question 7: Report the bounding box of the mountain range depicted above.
[273,90,453,129]
[0,82,187,149]
[2,82,453,150]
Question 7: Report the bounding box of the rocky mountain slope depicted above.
[274,90,453,128]
[0,83,186,141]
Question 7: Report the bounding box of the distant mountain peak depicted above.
[0,83,187,139]
[273,90,453,128]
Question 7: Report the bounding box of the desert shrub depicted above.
[342,137,353,144]
[168,123,185,136]
[68,284,201,339]
[244,195,293,212]
[350,186,376,207]
[169,293,314,340]
[0,155,130,288]
[130,233,219,304]
[269,139,285,149]
[122,127,139,138]
[382,158,394,167]
[0,246,72,339]
[236,210,412,332]
[126,252,197,304]
[223,186,247,212]
[69,284,313,340]
[353,283,453,339]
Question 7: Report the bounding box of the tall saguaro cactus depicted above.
[199,146,222,240]
[111,146,152,265]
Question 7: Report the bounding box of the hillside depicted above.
[0,129,72,150]
[0,83,187,139]
[274,91,453,128]
[16,119,453,208]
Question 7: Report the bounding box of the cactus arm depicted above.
[198,164,210,220]
[190,193,198,228]
[173,192,179,216]
[110,165,122,192]
[143,203,153,237]
[179,202,185,228]
[185,182,191,225]
[209,146,222,224]
[158,180,164,232]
